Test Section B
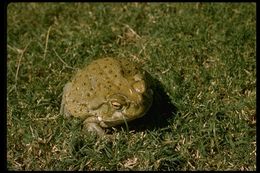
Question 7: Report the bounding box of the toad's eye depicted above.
[109,94,127,110]
[111,101,123,110]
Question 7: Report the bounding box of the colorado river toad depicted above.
[60,57,153,135]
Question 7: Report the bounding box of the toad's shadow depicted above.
[109,74,177,133]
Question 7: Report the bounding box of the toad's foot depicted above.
[83,122,105,136]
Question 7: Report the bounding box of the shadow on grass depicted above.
[109,74,178,133]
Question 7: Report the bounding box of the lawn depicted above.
[7,2,256,171]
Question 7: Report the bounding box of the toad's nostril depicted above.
[133,80,146,93]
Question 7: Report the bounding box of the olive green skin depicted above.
[60,57,153,135]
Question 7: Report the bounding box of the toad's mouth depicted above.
[101,97,153,127]
[101,89,153,126]
[124,89,153,118]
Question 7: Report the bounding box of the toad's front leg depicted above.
[83,116,105,136]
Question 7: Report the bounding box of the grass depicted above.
[7,2,256,171]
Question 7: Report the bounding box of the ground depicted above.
[7,3,256,171]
